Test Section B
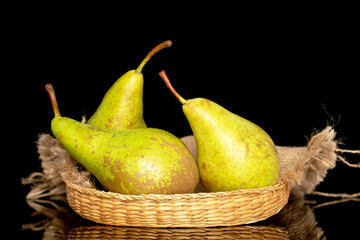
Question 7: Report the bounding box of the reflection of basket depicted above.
[65,179,289,228]
[67,224,289,239]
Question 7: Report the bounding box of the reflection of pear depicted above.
[88,40,172,130]
[159,71,280,192]
[45,84,199,195]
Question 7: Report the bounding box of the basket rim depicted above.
[65,179,287,201]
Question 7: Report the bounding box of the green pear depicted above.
[45,84,199,195]
[159,71,280,192]
[87,40,172,130]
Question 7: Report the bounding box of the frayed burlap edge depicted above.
[22,134,95,202]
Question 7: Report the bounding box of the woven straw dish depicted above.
[65,179,289,228]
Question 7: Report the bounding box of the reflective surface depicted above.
[21,191,348,239]
[23,198,290,239]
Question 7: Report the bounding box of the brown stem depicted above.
[136,40,172,73]
[159,70,187,104]
[45,84,61,117]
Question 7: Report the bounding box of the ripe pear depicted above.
[88,40,172,130]
[159,71,280,192]
[45,84,199,195]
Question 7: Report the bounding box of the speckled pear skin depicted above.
[183,98,280,192]
[87,70,146,130]
[51,117,199,195]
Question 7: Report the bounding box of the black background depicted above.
[5,5,359,239]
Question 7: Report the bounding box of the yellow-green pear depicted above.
[88,40,172,130]
[45,84,199,195]
[159,71,280,192]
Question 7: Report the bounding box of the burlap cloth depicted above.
[22,126,359,239]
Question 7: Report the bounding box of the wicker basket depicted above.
[65,179,289,228]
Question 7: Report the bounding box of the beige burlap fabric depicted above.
[23,126,359,200]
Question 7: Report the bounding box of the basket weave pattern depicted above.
[67,224,289,239]
[66,180,289,228]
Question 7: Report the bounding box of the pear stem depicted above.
[136,40,172,73]
[159,70,187,104]
[45,84,61,117]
